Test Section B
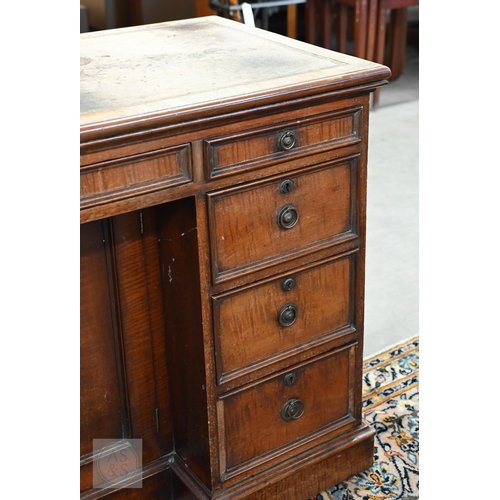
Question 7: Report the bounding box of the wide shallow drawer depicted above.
[213,253,355,382]
[80,144,192,204]
[206,106,361,178]
[208,159,358,283]
[217,344,357,479]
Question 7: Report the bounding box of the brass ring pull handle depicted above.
[277,205,299,229]
[280,398,305,421]
[278,304,298,327]
[278,130,296,151]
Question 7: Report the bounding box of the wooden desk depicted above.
[80,16,389,499]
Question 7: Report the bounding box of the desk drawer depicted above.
[217,344,357,477]
[80,144,192,203]
[208,159,358,283]
[207,107,361,178]
[213,253,355,382]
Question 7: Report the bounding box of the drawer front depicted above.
[208,160,357,282]
[80,144,192,203]
[213,254,355,381]
[207,107,361,178]
[217,345,357,477]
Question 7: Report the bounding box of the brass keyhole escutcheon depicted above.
[281,277,296,292]
[278,130,296,151]
[279,179,295,194]
[283,372,297,386]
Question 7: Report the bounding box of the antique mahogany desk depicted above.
[80,16,390,499]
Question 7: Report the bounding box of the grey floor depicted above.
[363,43,419,358]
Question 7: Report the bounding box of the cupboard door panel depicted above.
[80,220,127,458]
[111,211,168,464]
[81,212,175,494]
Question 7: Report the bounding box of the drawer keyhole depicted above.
[281,277,296,292]
[283,372,297,386]
[279,179,295,194]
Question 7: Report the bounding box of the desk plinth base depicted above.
[172,422,375,500]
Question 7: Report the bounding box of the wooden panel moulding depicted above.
[208,158,358,283]
[207,107,361,178]
[213,252,356,382]
[80,144,193,207]
[80,220,128,459]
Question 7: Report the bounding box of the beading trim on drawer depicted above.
[207,156,360,284]
[212,251,358,384]
[80,144,192,207]
[215,343,359,481]
[205,107,361,179]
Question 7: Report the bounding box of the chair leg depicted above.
[337,4,348,53]
[387,8,408,80]
[287,4,297,39]
[336,0,368,58]
[353,0,368,59]
[228,0,242,22]
[375,5,387,65]
[306,0,319,44]
[321,0,333,48]
[365,0,378,61]
[373,3,387,106]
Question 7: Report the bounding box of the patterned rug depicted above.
[310,336,419,500]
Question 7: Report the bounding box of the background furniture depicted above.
[80,0,196,29]
[306,0,417,105]
[209,0,304,37]
[80,16,389,499]
[306,0,375,59]
[197,0,217,16]
[372,0,418,105]
[80,4,90,32]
